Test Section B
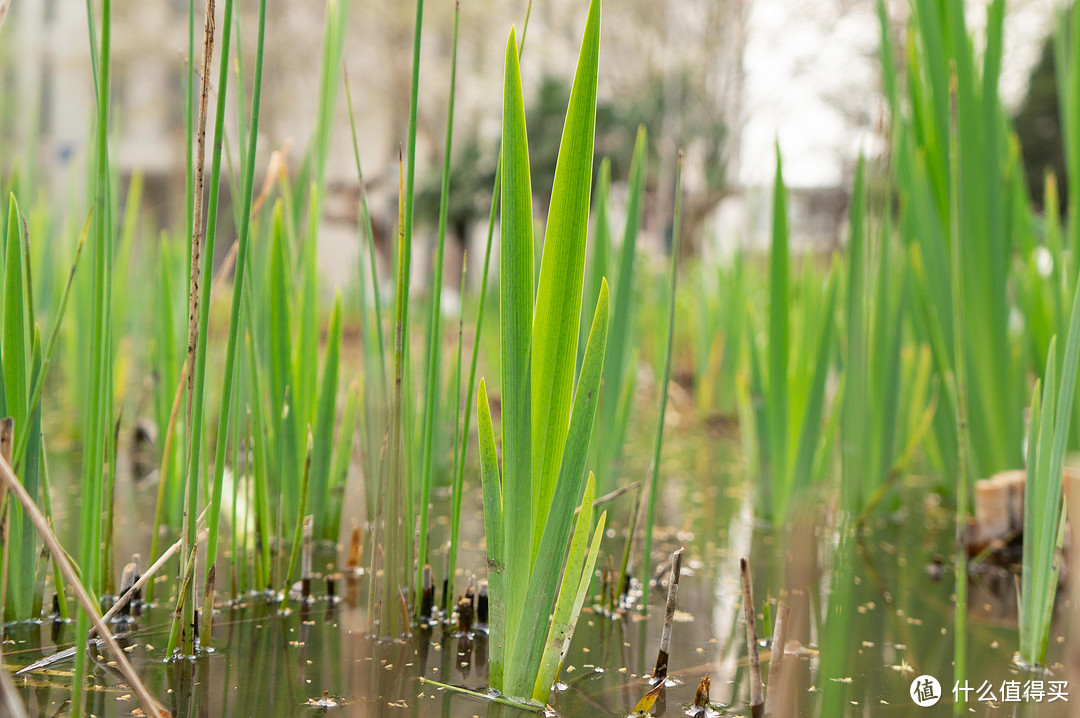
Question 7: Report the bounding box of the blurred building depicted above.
[3,0,1051,280]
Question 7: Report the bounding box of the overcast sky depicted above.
[739,0,1056,188]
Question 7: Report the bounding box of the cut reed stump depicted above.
[346,526,362,574]
[652,547,684,682]
[420,564,434,622]
[969,468,1078,554]
[117,560,139,619]
[300,515,313,602]
[456,594,474,635]
[1067,472,1080,692]
[477,580,489,624]
[691,674,711,717]
[741,557,764,718]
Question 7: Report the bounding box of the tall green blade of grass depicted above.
[480,4,607,699]
[312,0,348,201]
[1,193,35,621]
[310,293,342,539]
[741,152,837,521]
[532,474,605,701]
[174,0,238,657]
[847,168,918,518]
[530,0,599,548]
[882,0,1021,482]
[293,186,321,483]
[265,204,299,518]
[598,125,646,487]
[841,160,870,515]
[947,67,969,714]
[3,195,29,438]
[242,326,273,589]
[23,332,43,618]
[74,0,112,705]
[377,155,411,638]
[580,159,610,374]
[515,280,608,700]
[416,1,461,606]
[400,0,425,375]
[148,236,181,521]
[444,9,532,617]
[202,0,268,642]
[498,24,535,673]
[476,377,504,688]
[1019,264,1080,665]
[281,429,313,601]
[767,150,789,513]
[364,0,425,636]
[788,271,837,509]
[1054,3,1080,261]
[324,380,359,543]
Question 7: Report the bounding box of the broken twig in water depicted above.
[653,547,684,681]
[18,514,201,677]
[0,452,169,716]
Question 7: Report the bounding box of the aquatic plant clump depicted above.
[7,0,1080,714]
[476,0,611,703]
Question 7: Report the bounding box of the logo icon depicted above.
[911,675,942,707]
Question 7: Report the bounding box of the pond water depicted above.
[2,427,1075,717]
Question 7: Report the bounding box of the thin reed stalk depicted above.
[174,0,238,657]
[947,67,969,715]
[444,3,532,616]
[202,0,269,641]
[416,1,461,608]
[73,0,114,705]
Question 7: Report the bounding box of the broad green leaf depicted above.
[310,292,342,539]
[600,125,647,481]
[499,24,535,671]
[244,330,274,587]
[532,473,595,701]
[267,203,299,514]
[325,380,360,542]
[477,378,505,690]
[788,268,837,508]
[293,183,320,432]
[579,158,610,372]
[1021,254,1080,664]
[3,193,29,428]
[513,280,608,696]
[531,0,601,544]
[562,507,605,664]
[767,152,789,506]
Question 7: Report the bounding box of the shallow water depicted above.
[3,430,1076,717]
